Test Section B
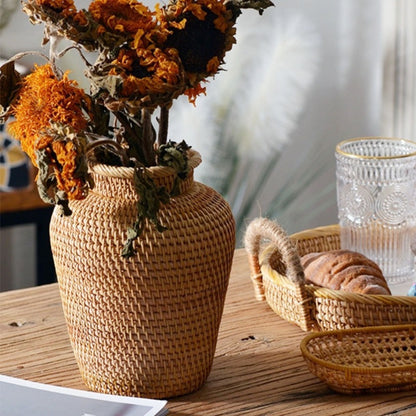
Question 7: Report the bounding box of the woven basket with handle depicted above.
[244,217,416,332]
[50,150,236,398]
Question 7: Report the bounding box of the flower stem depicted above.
[114,111,146,164]
[86,137,130,166]
[3,51,50,68]
[48,35,64,78]
[158,105,170,146]
[142,109,156,166]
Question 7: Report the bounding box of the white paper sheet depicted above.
[0,375,168,416]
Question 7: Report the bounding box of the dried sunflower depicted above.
[89,46,185,112]
[160,0,236,87]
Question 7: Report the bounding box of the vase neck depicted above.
[89,150,201,199]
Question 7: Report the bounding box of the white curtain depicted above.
[382,0,416,140]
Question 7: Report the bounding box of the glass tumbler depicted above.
[335,137,416,286]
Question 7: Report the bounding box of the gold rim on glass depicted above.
[335,137,416,160]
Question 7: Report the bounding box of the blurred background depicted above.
[1,0,415,290]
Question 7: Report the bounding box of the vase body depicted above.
[49,151,235,398]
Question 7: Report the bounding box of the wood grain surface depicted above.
[1,249,415,415]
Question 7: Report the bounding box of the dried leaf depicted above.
[0,61,22,121]
[158,140,191,196]
[226,0,275,16]
[122,167,170,258]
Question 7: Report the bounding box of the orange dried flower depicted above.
[184,83,207,105]
[89,0,155,35]
[50,138,89,200]
[8,64,91,200]
[73,10,88,26]
[35,0,77,17]
[8,64,89,166]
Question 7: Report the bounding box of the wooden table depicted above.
[1,249,415,415]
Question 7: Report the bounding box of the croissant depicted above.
[300,249,391,295]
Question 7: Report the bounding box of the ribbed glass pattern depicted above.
[336,138,416,285]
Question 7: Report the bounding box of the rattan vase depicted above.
[49,150,235,398]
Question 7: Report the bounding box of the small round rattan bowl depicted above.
[244,217,416,332]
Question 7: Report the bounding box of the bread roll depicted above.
[300,250,391,295]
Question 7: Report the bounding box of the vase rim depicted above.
[90,149,202,179]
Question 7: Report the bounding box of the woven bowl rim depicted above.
[300,324,416,374]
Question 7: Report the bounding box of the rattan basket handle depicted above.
[244,217,305,301]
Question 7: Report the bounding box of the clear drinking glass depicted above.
[335,137,416,287]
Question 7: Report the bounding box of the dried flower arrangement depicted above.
[0,0,273,255]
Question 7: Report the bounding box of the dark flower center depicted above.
[165,10,226,73]
[130,58,151,79]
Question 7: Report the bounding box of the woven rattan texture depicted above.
[245,218,416,332]
[301,325,416,394]
[50,152,236,398]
